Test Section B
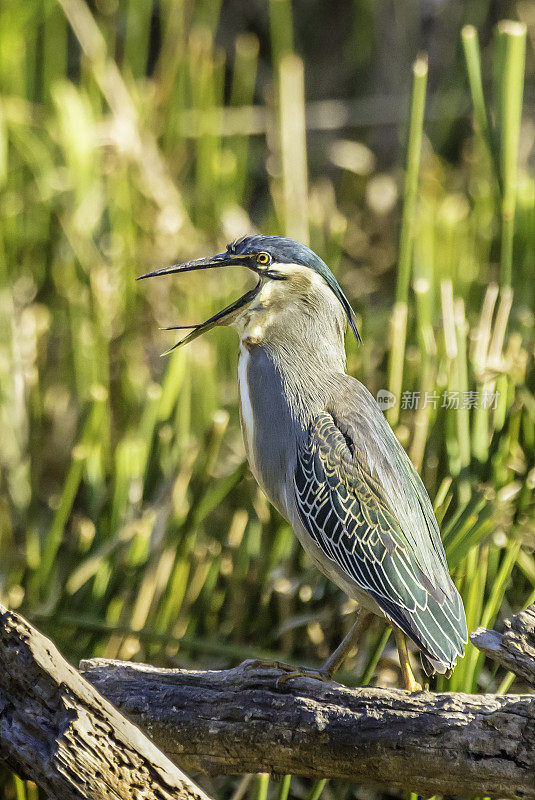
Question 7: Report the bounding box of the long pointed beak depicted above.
[137,251,259,353]
[137,251,233,280]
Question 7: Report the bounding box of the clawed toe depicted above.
[238,659,336,686]
[276,667,335,687]
[239,658,296,673]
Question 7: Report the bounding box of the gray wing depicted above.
[293,376,467,672]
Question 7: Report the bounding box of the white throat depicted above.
[237,343,257,474]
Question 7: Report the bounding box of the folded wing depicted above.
[293,379,467,673]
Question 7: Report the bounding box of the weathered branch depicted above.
[81,657,535,799]
[471,604,535,687]
[2,602,535,800]
[0,604,212,800]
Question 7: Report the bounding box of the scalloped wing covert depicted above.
[294,406,467,673]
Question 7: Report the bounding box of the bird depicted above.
[139,234,467,691]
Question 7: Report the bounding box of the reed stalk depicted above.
[387,56,427,426]
[495,21,526,287]
[278,55,309,244]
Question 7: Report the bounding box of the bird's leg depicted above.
[394,627,421,692]
[319,609,370,678]
[276,609,370,686]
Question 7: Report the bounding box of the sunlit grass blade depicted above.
[124,0,153,79]
[278,54,309,244]
[465,539,521,692]
[36,386,109,596]
[269,0,294,68]
[494,21,526,287]
[13,775,26,800]
[276,774,292,800]
[307,778,327,800]
[360,626,390,685]
[230,33,260,204]
[461,25,501,193]
[387,55,428,426]
[252,774,270,800]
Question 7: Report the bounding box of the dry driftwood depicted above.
[2,602,535,800]
[471,604,535,688]
[0,603,212,800]
[81,656,535,800]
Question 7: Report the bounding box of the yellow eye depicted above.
[256,252,271,266]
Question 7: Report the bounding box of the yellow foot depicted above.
[394,627,422,692]
[403,672,422,692]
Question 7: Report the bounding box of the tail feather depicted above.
[402,582,467,674]
[371,579,467,675]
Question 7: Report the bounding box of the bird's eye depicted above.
[256,252,271,266]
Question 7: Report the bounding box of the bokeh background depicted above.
[1,0,535,798]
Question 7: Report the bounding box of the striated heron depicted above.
[139,234,467,691]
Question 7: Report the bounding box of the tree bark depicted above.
[0,603,212,800]
[2,602,535,800]
[471,604,535,688]
[81,657,535,800]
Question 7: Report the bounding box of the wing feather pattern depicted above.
[293,381,467,673]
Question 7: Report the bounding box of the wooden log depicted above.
[2,600,535,799]
[81,657,535,799]
[0,603,213,800]
[471,604,535,687]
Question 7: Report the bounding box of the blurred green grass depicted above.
[0,1,535,799]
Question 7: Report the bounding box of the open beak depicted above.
[137,251,260,353]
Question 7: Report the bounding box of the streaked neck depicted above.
[239,308,347,424]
